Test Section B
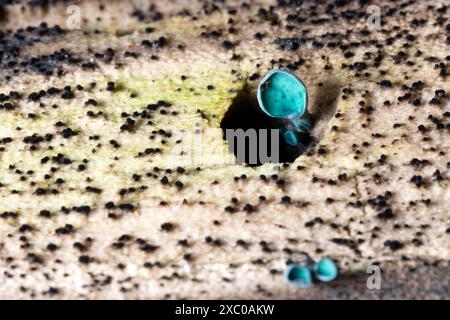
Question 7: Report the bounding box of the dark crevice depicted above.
[220,85,314,166]
[221,80,341,166]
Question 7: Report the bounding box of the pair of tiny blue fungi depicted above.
[257,69,312,146]
[284,258,338,288]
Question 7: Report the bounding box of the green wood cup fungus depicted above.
[257,69,312,146]
[284,263,313,288]
[313,258,338,282]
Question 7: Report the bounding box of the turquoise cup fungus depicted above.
[257,69,312,146]
[284,263,313,288]
[313,258,338,282]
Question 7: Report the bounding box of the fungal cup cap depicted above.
[257,69,312,146]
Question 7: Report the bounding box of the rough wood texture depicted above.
[0,0,448,299]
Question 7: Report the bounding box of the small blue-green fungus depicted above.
[284,263,313,288]
[313,258,338,282]
[257,69,312,146]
